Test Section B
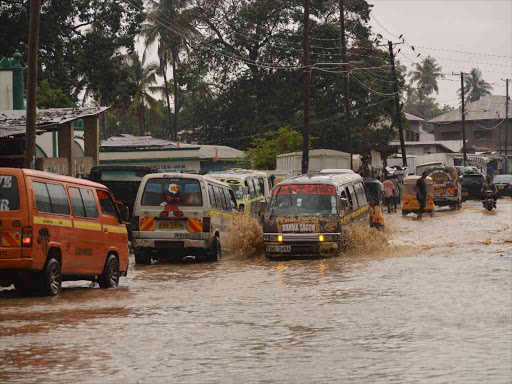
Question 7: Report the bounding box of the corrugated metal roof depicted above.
[198,145,244,160]
[429,95,508,123]
[389,140,465,153]
[0,107,109,138]
[100,134,198,149]
[404,112,425,122]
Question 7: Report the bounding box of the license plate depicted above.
[498,185,504,190]
[159,221,185,230]
[434,188,444,194]
[266,245,291,253]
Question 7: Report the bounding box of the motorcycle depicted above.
[482,190,497,211]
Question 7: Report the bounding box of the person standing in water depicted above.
[415,172,428,220]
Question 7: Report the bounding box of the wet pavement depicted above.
[1,200,511,383]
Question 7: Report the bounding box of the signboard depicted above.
[274,184,336,195]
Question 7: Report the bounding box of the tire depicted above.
[98,255,120,289]
[134,250,152,265]
[402,210,408,216]
[41,258,62,297]
[205,237,221,262]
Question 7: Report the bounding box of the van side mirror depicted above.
[117,202,129,222]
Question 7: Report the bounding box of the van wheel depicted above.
[134,251,152,265]
[205,237,221,262]
[99,255,120,289]
[402,210,408,216]
[41,258,62,297]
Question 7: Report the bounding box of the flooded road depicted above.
[1,200,511,383]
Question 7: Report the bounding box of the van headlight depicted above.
[319,234,340,242]
[264,235,281,242]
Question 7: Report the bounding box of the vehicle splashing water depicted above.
[225,213,264,258]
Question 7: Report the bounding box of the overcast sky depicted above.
[368,0,512,109]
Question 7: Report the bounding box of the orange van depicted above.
[0,168,130,296]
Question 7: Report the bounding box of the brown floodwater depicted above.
[1,200,511,383]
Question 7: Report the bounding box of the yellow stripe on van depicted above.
[103,224,128,234]
[223,213,233,219]
[74,221,102,231]
[208,210,221,217]
[34,216,73,228]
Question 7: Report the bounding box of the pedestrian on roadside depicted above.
[415,172,428,220]
[383,177,395,213]
[391,174,401,211]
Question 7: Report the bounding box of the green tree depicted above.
[142,0,198,140]
[458,68,493,103]
[409,56,444,96]
[36,80,75,109]
[0,0,144,102]
[123,52,160,135]
[243,127,304,170]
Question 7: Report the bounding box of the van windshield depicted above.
[141,178,202,206]
[0,174,20,211]
[268,184,337,217]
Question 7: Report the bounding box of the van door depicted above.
[97,189,129,273]
[0,172,26,261]
[68,186,103,275]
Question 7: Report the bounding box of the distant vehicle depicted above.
[460,173,485,200]
[207,170,267,216]
[482,190,497,211]
[416,162,444,176]
[401,176,435,216]
[263,173,369,258]
[0,168,130,296]
[493,174,512,197]
[131,173,237,264]
[89,165,159,217]
[425,166,462,210]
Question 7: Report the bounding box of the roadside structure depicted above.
[99,134,244,173]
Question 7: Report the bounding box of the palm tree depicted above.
[142,0,198,141]
[458,68,493,103]
[409,56,444,96]
[124,51,160,135]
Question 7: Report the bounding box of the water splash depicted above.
[225,213,264,258]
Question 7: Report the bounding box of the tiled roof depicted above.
[429,95,509,123]
[389,140,466,153]
[404,112,425,122]
[100,134,197,149]
[0,107,109,138]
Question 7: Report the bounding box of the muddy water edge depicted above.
[1,200,511,383]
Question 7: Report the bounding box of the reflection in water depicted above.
[0,201,511,383]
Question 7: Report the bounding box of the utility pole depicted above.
[388,41,407,167]
[301,0,311,174]
[339,0,352,170]
[505,78,509,173]
[460,72,467,165]
[25,0,42,169]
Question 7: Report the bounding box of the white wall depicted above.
[0,72,13,110]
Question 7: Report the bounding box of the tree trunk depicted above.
[172,56,179,142]
[162,60,174,140]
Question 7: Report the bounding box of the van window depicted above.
[213,186,225,210]
[97,190,117,217]
[80,188,99,218]
[258,178,265,195]
[69,187,86,217]
[253,178,261,196]
[208,184,217,208]
[222,188,234,210]
[0,175,20,211]
[347,185,358,208]
[141,178,203,207]
[220,188,230,211]
[47,184,70,215]
[354,183,367,206]
[33,182,53,213]
[344,186,354,209]
[269,184,337,217]
[246,179,256,197]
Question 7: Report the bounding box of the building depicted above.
[99,134,244,173]
[429,95,511,153]
[388,140,464,156]
[0,51,103,176]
